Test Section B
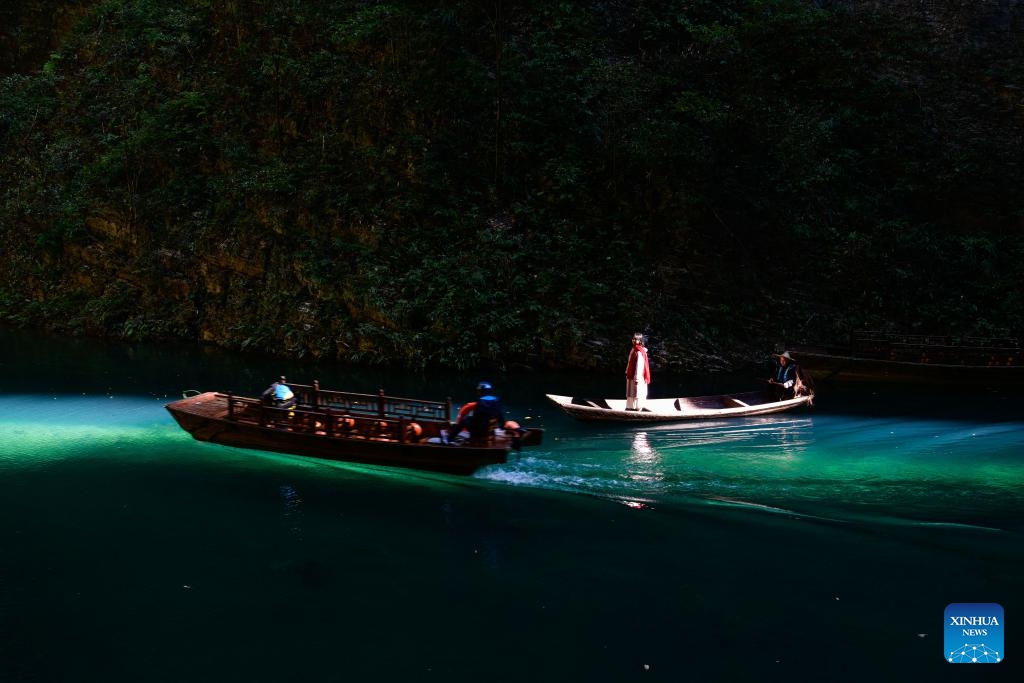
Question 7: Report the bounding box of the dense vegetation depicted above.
[2,0,1022,371]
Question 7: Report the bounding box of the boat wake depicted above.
[477,454,1015,534]
[908,520,1005,533]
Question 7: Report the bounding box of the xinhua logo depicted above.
[944,603,1004,663]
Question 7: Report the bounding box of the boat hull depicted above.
[545,390,812,422]
[167,392,539,475]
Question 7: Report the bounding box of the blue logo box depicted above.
[945,603,1004,663]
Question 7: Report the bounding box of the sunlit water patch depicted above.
[479,412,1024,531]
[3,389,1022,535]
[0,395,180,469]
[1,323,1023,682]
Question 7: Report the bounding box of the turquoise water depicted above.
[489,412,1024,533]
[1,328,1022,681]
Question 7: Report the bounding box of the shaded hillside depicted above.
[0,1,95,76]
[2,0,1022,371]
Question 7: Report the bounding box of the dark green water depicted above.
[1,328,1021,681]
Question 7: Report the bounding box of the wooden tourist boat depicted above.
[546,390,813,423]
[166,382,543,475]
[790,331,1023,386]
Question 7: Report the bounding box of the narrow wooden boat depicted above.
[166,382,543,475]
[791,332,1022,386]
[546,390,813,423]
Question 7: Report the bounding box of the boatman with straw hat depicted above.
[768,351,797,400]
[625,332,651,411]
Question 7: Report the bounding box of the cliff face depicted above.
[1,1,1022,370]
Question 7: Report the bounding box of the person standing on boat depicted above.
[768,351,797,400]
[262,376,296,408]
[449,381,505,444]
[625,332,651,411]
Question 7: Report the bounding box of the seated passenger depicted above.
[447,381,505,444]
[262,376,296,408]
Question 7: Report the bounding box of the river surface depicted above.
[1,327,1021,681]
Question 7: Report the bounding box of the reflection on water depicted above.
[484,410,1024,532]
[3,326,1023,683]
[487,416,819,499]
[625,431,664,485]
[647,416,812,458]
[280,484,304,537]
[2,388,1022,533]
[1,314,1023,536]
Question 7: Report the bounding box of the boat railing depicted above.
[851,331,1020,365]
[286,382,452,422]
[853,331,1019,349]
[963,336,1020,349]
[225,394,444,443]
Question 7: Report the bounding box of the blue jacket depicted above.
[467,394,504,438]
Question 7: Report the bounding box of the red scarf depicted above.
[626,344,651,383]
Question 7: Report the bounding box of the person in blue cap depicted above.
[448,381,505,444]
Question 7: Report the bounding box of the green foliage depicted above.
[1,0,1022,369]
